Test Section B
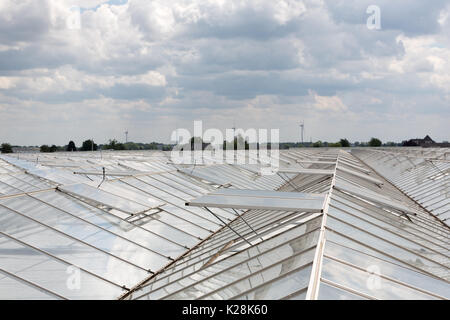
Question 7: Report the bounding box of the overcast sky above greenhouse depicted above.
[0,0,449,145]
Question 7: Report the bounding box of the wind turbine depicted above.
[299,121,304,145]
[233,120,236,139]
[125,130,129,143]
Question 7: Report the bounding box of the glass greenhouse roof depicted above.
[0,148,448,300]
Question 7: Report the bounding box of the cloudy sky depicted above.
[0,0,449,146]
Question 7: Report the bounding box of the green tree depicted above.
[41,145,58,153]
[103,139,125,150]
[124,142,141,150]
[339,138,350,147]
[1,143,13,153]
[369,137,382,147]
[328,142,342,147]
[312,140,323,148]
[67,140,77,151]
[81,139,98,151]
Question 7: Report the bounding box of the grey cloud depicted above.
[100,83,167,101]
[0,45,77,72]
[0,1,51,45]
[179,10,300,41]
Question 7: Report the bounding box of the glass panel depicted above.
[11,173,55,189]
[236,266,311,300]
[324,240,450,299]
[332,192,447,245]
[199,252,315,300]
[201,167,248,186]
[59,183,153,215]
[137,176,194,200]
[166,172,212,194]
[32,190,200,250]
[131,216,322,299]
[327,207,449,266]
[326,216,448,279]
[285,289,307,300]
[202,260,315,300]
[0,208,148,288]
[98,180,164,208]
[321,257,441,300]
[337,166,383,185]
[325,230,419,270]
[178,168,227,186]
[151,175,202,197]
[162,205,219,231]
[339,160,371,173]
[438,211,449,221]
[318,282,366,300]
[0,175,37,192]
[122,178,220,230]
[0,157,40,171]
[330,199,449,255]
[154,235,318,300]
[0,271,59,300]
[0,235,124,299]
[334,179,419,216]
[0,195,175,269]
[28,167,88,185]
[0,181,22,195]
[153,209,211,239]
[166,212,321,275]
[139,216,200,248]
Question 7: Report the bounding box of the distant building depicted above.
[12,146,40,153]
[402,135,450,148]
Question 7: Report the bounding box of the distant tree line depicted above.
[37,139,173,152]
[40,145,59,153]
[289,137,385,148]
[176,135,276,151]
[177,136,369,150]
[0,136,402,154]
